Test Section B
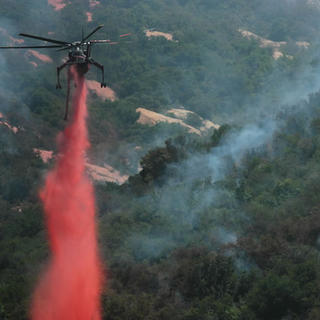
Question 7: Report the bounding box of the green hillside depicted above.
[1,0,320,319]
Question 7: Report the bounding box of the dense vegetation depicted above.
[1,0,320,319]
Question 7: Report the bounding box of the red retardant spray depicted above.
[31,69,102,320]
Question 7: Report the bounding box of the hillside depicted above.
[1,1,320,319]
[136,107,220,135]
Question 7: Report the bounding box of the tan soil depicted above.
[89,0,100,7]
[33,148,54,163]
[238,29,309,60]
[33,148,127,184]
[30,61,38,68]
[86,163,129,184]
[238,29,287,48]
[166,108,193,120]
[145,30,174,41]
[200,119,220,131]
[272,49,284,60]
[0,27,24,44]
[0,113,19,133]
[296,41,310,49]
[0,120,19,133]
[48,0,66,10]
[167,108,220,130]
[137,107,220,135]
[137,107,201,134]
[10,36,24,44]
[86,12,93,22]
[27,50,53,63]
[86,80,117,102]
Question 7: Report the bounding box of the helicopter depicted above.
[0,25,130,119]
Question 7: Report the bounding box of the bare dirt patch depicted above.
[86,80,117,101]
[86,12,93,22]
[32,148,127,184]
[89,0,100,8]
[0,113,19,134]
[86,163,128,184]
[145,30,175,41]
[33,148,54,163]
[48,0,66,11]
[137,107,219,135]
[27,50,53,63]
[238,29,309,60]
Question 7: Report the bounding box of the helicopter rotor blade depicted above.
[90,40,111,43]
[93,41,132,45]
[0,45,64,49]
[90,33,132,43]
[89,41,122,45]
[19,33,70,45]
[82,25,104,43]
[90,39,132,45]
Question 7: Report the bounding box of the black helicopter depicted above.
[0,25,130,119]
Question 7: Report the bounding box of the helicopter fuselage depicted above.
[68,43,90,74]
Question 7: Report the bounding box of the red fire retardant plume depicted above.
[31,70,102,320]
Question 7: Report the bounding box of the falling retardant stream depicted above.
[31,69,102,320]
